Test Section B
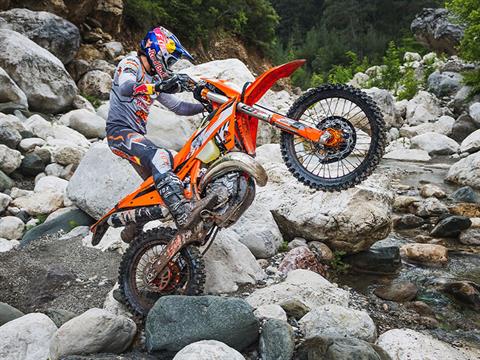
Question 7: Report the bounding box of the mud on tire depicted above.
[280,83,387,191]
[118,227,205,317]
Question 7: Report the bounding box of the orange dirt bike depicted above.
[90,60,386,316]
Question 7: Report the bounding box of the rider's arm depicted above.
[157,93,204,116]
[117,59,155,97]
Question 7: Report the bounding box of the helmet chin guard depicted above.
[140,26,194,78]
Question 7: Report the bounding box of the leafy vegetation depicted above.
[82,93,102,109]
[330,251,350,274]
[446,0,480,96]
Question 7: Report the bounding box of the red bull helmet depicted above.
[140,26,194,78]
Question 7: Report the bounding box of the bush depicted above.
[397,65,420,100]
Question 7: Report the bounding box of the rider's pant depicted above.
[106,126,173,183]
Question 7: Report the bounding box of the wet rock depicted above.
[247,269,349,310]
[67,142,142,219]
[428,71,462,97]
[309,241,334,263]
[400,243,448,264]
[0,215,24,240]
[78,70,112,100]
[0,29,77,113]
[278,246,326,276]
[374,281,418,302]
[393,195,419,212]
[411,132,459,155]
[259,319,295,360]
[393,214,425,230]
[451,113,480,142]
[451,186,477,203]
[0,144,21,174]
[0,67,28,112]
[0,8,80,64]
[384,148,431,162]
[0,302,23,326]
[430,215,471,237]
[449,202,480,217]
[447,151,480,189]
[460,128,480,154]
[415,197,449,217]
[299,304,377,342]
[405,301,436,317]
[49,308,136,360]
[439,280,480,310]
[21,208,93,246]
[411,8,464,55]
[145,295,259,354]
[203,230,265,293]
[253,304,287,322]
[344,246,401,274]
[377,328,477,360]
[0,313,57,360]
[173,340,245,360]
[420,184,446,198]
[298,336,391,360]
[459,228,480,245]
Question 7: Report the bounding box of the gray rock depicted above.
[19,152,46,176]
[0,8,80,64]
[451,113,480,142]
[446,152,480,189]
[61,109,106,138]
[49,308,136,360]
[430,215,471,238]
[400,115,455,138]
[411,8,464,55]
[0,144,21,173]
[411,132,459,155]
[259,319,295,360]
[0,170,13,192]
[0,312,57,360]
[253,304,287,322]
[374,281,418,302]
[0,216,24,240]
[67,142,143,219]
[0,67,28,112]
[72,94,95,112]
[363,87,398,127]
[344,246,401,275]
[288,237,308,250]
[21,208,93,246]
[451,186,478,203]
[0,302,23,326]
[78,70,112,100]
[18,137,45,152]
[393,214,425,230]
[460,129,480,153]
[0,123,21,149]
[428,71,462,97]
[0,29,77,113]
[0,192,11,213]
[103,41,124,59]
[405,91,442,126]
[145,295,259,354]
[298,336,391,360]
[470,102,480,125]
[173,340,245,360]
[459,228,480,245]
[416,197,449,217]
[44,308,77,328]
[299,304,377,342]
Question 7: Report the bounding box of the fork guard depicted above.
[198,152,268,193]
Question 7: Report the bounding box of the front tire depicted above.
[280,84,387,191]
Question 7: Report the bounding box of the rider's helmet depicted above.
[139,26,194,78]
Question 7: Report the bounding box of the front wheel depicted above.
[280,84,387,191]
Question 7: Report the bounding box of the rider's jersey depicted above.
[107,55,203,135]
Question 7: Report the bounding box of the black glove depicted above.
[155,75,182,94]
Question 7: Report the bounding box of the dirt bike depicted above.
[90,59,386,316]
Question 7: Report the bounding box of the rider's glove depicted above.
[193,84,213,113]
[155,75,182,94]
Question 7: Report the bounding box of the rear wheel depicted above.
[118,227,205,317]
[280,84,386,191]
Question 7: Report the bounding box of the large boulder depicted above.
[460,129,480,153]
[59,109,106,138]
[203,230,265,293]
[0,8,80,64]
[0,29,77,113]
[255,145,393,253]
[0,313,57,360]
[363,87,398,128]
[411,8,464,55]
[145,296,259,354]
[428,71,462,97]
[410,132,459,155]
[49,308,136,360]
[173,340,245,360]
[446,152,480,189]
[376,328,479,360]
[77,70,112,100]
[400,115,454,138]
[246,269,349,310]
[259,319,295,360]
[0,67,28,112]
[406,91,442,125]
[67,142,143,219]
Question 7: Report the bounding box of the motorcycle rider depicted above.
[106,26,212,242]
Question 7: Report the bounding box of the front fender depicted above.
[198,152,268,193]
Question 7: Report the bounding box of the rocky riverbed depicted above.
[0,3,480,360]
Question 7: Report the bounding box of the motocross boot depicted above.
[120,223,143,243]
[155,172,217,230]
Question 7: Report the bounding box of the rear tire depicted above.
[118,227,205,317]
[280,84,386,191]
